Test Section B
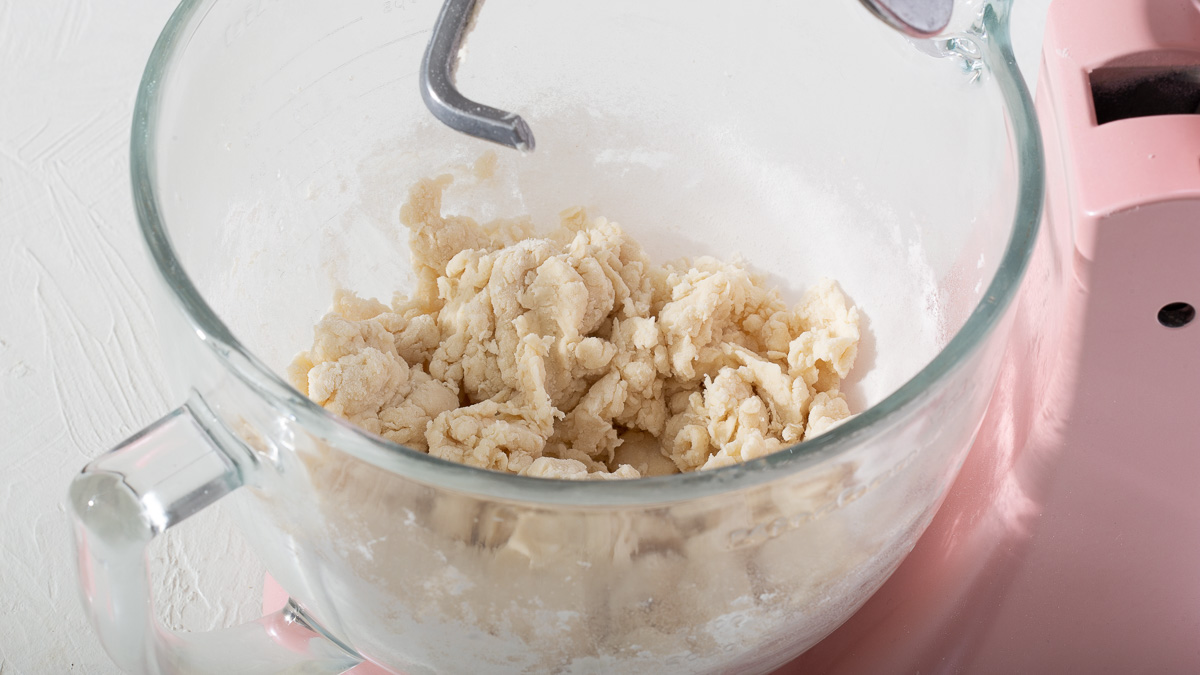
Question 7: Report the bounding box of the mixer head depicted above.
[419,0,954,152]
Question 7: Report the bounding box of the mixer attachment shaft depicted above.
[859,0,954,38]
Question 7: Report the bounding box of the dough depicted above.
[290,175,860,479]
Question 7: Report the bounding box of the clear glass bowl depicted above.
[70,1,1042,673]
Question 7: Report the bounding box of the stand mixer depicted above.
[70,0,1195,667]
[264,0,1199,671]
[285,0,1200,670]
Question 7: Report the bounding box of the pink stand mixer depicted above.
[70,0,1198,671]
[262,0,1200,670]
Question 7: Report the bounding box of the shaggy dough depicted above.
[290,175,860,479]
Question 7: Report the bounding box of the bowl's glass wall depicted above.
[141,0,1028,671]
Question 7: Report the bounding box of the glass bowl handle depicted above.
[68,401,360,674]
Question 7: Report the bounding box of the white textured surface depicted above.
[0,3,265,673]
[0,1,1049,672]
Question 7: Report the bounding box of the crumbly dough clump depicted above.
[290,175,860,479]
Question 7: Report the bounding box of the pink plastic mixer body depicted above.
[263,0,1200,671]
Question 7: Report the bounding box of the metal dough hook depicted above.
[419,0,535,152]
[419,0,953,152]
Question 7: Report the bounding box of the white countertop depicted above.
[0,1,1049,671]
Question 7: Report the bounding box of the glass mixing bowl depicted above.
[69,0,1042,672]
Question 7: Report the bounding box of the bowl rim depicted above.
[130,0,1043,506]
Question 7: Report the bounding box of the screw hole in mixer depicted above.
[1157,302,1196,328]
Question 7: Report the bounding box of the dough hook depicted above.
[419,0,954,152]
[419,0,536,152]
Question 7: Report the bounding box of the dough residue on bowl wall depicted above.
[288,174,861,479]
